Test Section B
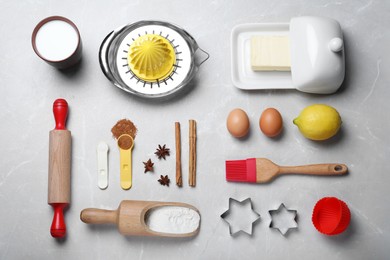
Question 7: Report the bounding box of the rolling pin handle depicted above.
[53,99,68,130]
[50,203,68,238]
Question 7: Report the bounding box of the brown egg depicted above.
[227,108,250,138]
[259,108,283,137]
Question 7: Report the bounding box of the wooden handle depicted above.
[278,164,348,175]
[80,208,118,224]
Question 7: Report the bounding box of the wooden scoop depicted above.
[80,200,201,238]
[226,158,348,183]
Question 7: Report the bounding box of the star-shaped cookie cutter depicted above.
[268,203,298,236]
[220,198,261,236]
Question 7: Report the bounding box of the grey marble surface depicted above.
[1,0,389,259]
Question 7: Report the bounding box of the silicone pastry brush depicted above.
[48,99,71,238]
[226,158,347,183]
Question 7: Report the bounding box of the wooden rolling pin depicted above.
[48,99,71,238]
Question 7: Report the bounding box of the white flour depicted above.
[145,206,200,234]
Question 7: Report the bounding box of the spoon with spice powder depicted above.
[112,119,137,190]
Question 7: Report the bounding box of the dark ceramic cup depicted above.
[32,16,82,69]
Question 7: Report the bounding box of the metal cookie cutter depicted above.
[220,198,261,236]
[268,203,298,236]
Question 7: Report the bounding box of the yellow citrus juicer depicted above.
[99,21,209,98]
[117,134,134,190]
[128,34,176,82]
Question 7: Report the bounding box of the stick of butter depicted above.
[250,36,291,71]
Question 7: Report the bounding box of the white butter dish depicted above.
[231,16,345,94]
[231,23,292,90]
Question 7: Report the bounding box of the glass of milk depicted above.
[32,16,82,69]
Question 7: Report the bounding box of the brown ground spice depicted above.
[111,119,137,140]
[117,135,133,150]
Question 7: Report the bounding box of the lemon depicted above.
[293,104,342,141]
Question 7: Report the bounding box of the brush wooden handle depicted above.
[80,208,118,224]
[278,164,348,175]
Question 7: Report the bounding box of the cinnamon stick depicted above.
[189,120,196,187]
[175,122,182,187]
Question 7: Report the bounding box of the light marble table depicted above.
[1,0,389,259]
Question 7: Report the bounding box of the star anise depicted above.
[143,159,154,173]
[158,175,170,187]
[154,144,170,160]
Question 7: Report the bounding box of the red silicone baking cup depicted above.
[312,197,351,235]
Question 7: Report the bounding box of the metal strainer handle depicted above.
[195,47,210,67]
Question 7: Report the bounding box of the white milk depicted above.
[145,206,200,234]
[35,20,79,61]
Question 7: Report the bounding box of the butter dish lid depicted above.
[289,16,345,94]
